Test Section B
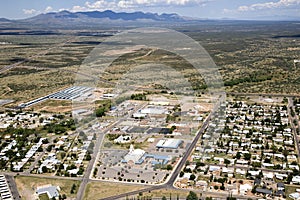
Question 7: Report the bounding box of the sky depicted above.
[0,0,300,20]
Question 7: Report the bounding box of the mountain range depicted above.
[0,10,196,28]
[20,10,192,26]
[1,10,298,29]
[34,10,185,21]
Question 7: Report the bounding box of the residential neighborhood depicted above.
[176,98,300,199]
[2,88,300,200]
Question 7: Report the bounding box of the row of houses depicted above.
[13,138,45,171]
[184,100,300,198]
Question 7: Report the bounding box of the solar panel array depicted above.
[48,86,92,100]
[19,86,92,108]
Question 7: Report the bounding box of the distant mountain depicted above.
[22,10,187,25]
[0,18,11,22]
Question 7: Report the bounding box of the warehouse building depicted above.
[156,139,183,149]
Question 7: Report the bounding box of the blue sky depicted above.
[1,0,300,20]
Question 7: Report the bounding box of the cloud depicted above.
[237,0,300,12]
[72,5,88,12]
[23,9,37,15]
[44,6,53,13]
[222,8,234,14]
[23,6,54,16]
[69,0,211,12]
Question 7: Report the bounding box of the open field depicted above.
[83,181,149,200]
[0,22,299,109]
[125,188,224,199]
[138,188,191,199]
[15,176,81,200]
[0,67,76,105]
[32,99,72,113]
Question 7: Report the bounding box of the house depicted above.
[289,192,300,199]
[263,172,274,180]
[275,173,288,180]
[68,168,79,175]
[239,183,252,195]
[292,176,300,184]
[209,165,220,172]
[277,182,285,191]
[36,185,60,199]
[255,188,272,195]
[114,135,131,144]
[275,190,285,197]
[236,168,246,175]
[236,160,248,165]
[248,170,260,177]
[254,178,261,186]
[195,180,207,190]
[222,167,234,174]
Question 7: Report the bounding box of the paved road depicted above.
[2,171,82,181]
[24,136,60,175]
[76,102,148,200]
[4,92,300,200]
[5,175,21,200]
[228,92,300,98]
[205,163,292,174]
[75,128,106,200]
[100,96,223,200]
[288,97,300,161]
[165,108,214,187]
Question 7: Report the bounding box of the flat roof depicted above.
[156,139,183,149]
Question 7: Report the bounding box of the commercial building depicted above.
[156,139,183,149]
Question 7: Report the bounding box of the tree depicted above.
[39,117,44,123]
[37,146,43,152]
[46,144,53,152]
[271,144,278,153]
[227,197,237,200]
[220,183,225,190]
[70,183,76,194]
[85,153,91,161]
[77,167,84,175]
[166,164,173,171]
[189,174,196,181]
[196,161,205,168]
[244,153,252,161]
[179,171,184,177]
[224,159,231,165]
[95,107,106,117]
[186,191,198,200]
[162,196,167,200]
[42,166,48,173]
